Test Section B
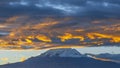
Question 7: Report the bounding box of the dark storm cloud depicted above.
[0,0,120,18]
[0,6,63,16]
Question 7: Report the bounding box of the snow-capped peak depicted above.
[40,48,83,57]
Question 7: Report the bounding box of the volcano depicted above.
[0,48,120,68]
[40,48,83,57]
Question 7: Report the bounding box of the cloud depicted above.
[0,0,120,18]
[0,16,119,50]
[0,0,120,49]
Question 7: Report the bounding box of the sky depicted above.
[0,0,119,49]
[0,0,120,65]
[0,49,47,65]
[0,0,120,17]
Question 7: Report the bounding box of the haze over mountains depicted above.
[0,48,120,68]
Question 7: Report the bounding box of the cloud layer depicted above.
[0,0,120,49]
[0,0,120,18]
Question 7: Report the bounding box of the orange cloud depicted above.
[25,39,33,44]
[36,35,52,42]
[6,16,19,23]
[58,33,84,42]
[87,33,120,43]
[1,58,8,61]
[20,57,26,62]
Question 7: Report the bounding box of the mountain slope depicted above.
[40,48,83,57]
[0,48,120,68]
[86,53,120,63]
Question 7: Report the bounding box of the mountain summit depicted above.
[0,48,120,68]
[40,48,82,57]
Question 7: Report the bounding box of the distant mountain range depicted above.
[0,48,120,68]
[86,53,120,62]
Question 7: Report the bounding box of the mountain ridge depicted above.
[0,48,120,68]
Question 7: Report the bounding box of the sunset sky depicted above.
[0,0,120,49]
[0,0,120,66]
